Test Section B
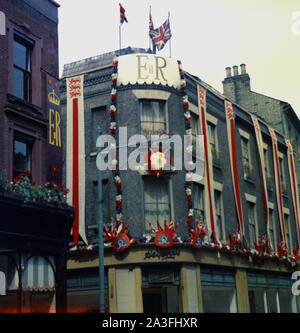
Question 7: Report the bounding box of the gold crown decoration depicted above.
[48,89,60,106]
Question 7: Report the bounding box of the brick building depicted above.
[61,48,300,313]
[0,0,73,313]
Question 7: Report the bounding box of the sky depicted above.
[58,0,300,116]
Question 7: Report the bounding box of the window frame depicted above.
[13,31,34,103]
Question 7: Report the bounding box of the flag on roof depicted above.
[119,3,128,24]
[150,18,172,51]
[149,10,154,38]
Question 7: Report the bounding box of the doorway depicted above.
[142,286,179,313]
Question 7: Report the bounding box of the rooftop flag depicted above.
[151,17,172,51]
[119,3,128,24]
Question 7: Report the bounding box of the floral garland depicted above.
[177,61,194,226]
[110,56,123,226]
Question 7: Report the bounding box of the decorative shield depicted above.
[154,230,173,248]
[112,234,131,252]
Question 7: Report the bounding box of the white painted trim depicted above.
[283,207,290,215]
[132,89,170,101]
[245,193,257,203]
[238,128,250,140]
[268,202,274,210]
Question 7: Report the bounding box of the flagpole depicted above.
[168,11,171,58]
[119,24,122,53]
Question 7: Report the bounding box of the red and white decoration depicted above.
[104,220,138,252]
[251,116,271,253]
[198,86,220,246]
[148,219,180,248]
[187,221,207,249]
[286,139,300,246]
[66,75,87,246]
[268,127,288,255]
[146,147,171,176]
[225,101,246,245]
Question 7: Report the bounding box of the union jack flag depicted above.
[119,3,128,24]
[151,18,172,51]
[149,11,154,38]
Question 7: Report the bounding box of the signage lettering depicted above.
[144,248,180,260]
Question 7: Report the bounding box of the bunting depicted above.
[66,75,87,246]
[225,101,245,239]
[251,115,271,252]
[286,139,300,245]
[198,86,220,246]
[268,127,287,252]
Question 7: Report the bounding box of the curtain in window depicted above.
[141,100,165,134]
[144,178,170,229]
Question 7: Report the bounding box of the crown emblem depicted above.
[48,89,60,106]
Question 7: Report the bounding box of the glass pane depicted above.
[144,178,170,229]
[13,67,24,99]
[266,289,278,313]
[279,291,296,313]
[141,100,165,134]
[249,289,266,313]
[202,288,237,313]
[13,40,26,69]
[13,137,32,177]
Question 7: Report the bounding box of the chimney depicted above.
[232,65,239,76]
[225,67,232,78]
[240,64,246,75]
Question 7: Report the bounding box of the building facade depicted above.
[61,48,300,313]
[0,0,73,313]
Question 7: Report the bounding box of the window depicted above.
[191,112,199,159]
[248,272,297,313]
[144,177,170,230]
[201,267,237,313]
[214,190,225,242]
[193,183,205,223]
[268,208,277,251]
[13,131,34,178]
[140,100,166,136]
[263,144,270,177]
[207,123,216,153]
[279,156,286,185]
[241,137,250,170]
[13,31,34,102]
[284,213,292,250]
[247,201,257,248]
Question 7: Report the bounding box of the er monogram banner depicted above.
[117,53,181,88]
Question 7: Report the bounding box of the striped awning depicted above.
[0,253,55,292]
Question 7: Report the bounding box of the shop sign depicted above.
[143,248,180,260]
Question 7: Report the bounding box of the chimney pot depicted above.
[240,64,246,74]
[232,65,239,76]
[225,67,232,78]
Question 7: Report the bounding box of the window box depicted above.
[244,166,256,183]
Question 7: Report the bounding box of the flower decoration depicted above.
[293,248,300,266]
[228,230,245,254]
[104,219,138,252]
[277,241,288,261]
[148,218,179,248]
[146,147,171,176]
[187,220,207,249]
[254,235,267,258]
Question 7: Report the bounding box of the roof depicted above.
[62,47,152,78]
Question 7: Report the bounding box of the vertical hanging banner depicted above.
[47,74,62,185]
[286,139,300,245]
[66,75,87,246]
[197,86,219,246]
[225,101,245,239]
[251,116,271,250]
[268,127,287,250]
